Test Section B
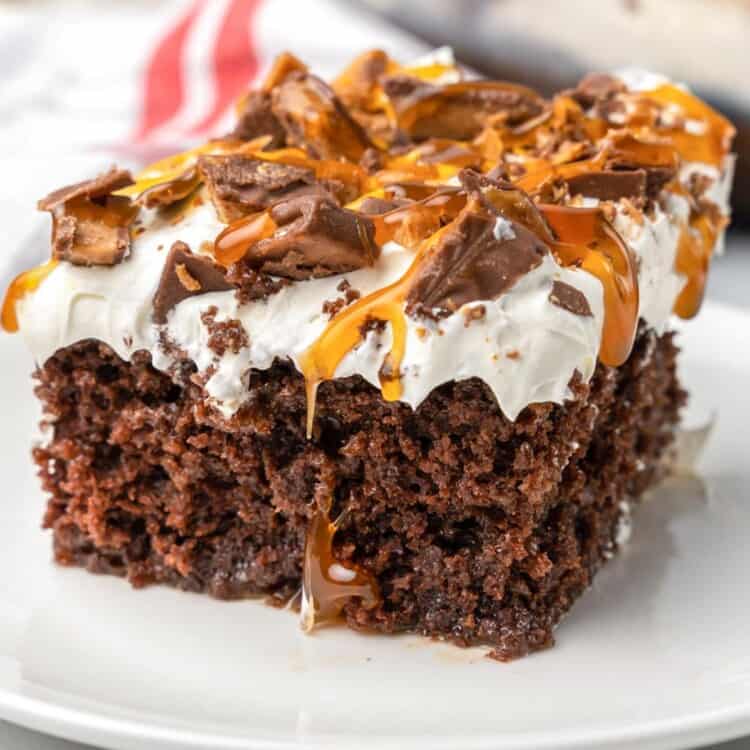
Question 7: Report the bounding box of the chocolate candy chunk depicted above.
[383,76,545,140]
[567,170,647,201]
[417,140,478,166]
[231,90,286,147]
[381,74,435,108]
[358,196,412,215]
[153,241,233,324]
[199,155,320,222]
[407,207,548,313]
[459,168,554,241]
[333,49,391,110]
[136,167,201,209]
[271,72,373,161]
[642,166,677,198]
[606,160,676,199]
[38,167,137,267]
[245,195,378,280]
[38,167,134,211]
[261,51,308,91]
[604,138,677,199]
[548,280,593,317]
[52,211,132,267]
[569,73,626,108]
[359,147,385,174]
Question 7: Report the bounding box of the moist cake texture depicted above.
[38,329,682,660]
[3,49,735,658]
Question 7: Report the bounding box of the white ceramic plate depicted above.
[0,301,749,750]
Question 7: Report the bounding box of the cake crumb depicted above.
[201,306,250,356]
[463,304,486,327]
[322,280,361,319]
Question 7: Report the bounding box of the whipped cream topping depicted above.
[18,199,604,421]
[15,73,734,423]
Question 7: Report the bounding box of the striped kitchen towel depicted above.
[0,0,428,280]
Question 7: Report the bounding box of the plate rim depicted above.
[1,299,750,750]
[2,682,750,750]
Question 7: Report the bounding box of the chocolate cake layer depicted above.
[36,328,683,660]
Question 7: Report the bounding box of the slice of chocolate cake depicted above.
[3,50,734,659]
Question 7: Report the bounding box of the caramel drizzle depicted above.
[214,211,278,266]
[375,138,488,185]
[640,84,735,167]
[4,73,731,364]
[115,139,243,200]
[119,139,367,207]
[300,260,410,438]
[1,259,59,333]
[301,494,379,631]
[674,210,726,319]
[2,193,138,333]
[369,188,465,247]
[540,204,639,366]
[300,225,452,438]
[516,132,679,195]
[299,190,638,440]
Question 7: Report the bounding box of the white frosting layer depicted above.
[16,82,734,422]
[18,200,604,421]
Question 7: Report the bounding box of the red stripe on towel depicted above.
[132,0,206,142]
[187,0,263,136]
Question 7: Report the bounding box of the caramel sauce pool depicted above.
[301,495,379,631]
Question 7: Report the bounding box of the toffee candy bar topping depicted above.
[5,49,735,632]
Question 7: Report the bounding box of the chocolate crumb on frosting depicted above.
[243,194,378,280]
[153,241,233,324]
[407,206,548,314]
[200,305,250,357]
[38,167,137,267]
[322,279,362,319]
[463,304,486,326]
[548,280,593,317]
[199,155,321,222]
[226,267,290,304]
